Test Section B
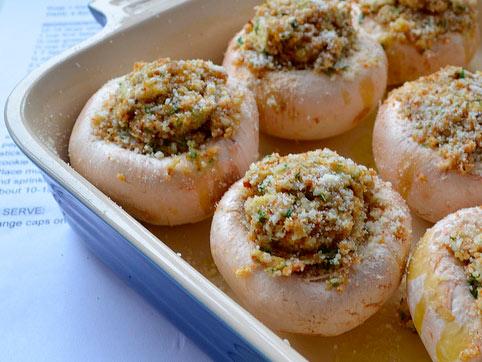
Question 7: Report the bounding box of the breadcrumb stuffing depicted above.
[236,0,357,75]
[92,59,242,166]
[392,66,481,174]
[445,219,482,311]
[235,265,253,277]
[357,0,477,51]
[241,149,395,288]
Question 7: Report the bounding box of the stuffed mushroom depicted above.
[373,66,482,223]
[210,149,411,335]
[223,0,387,140]
[69,58,259,225]
[407,206,482,362]
[355,0,479,85]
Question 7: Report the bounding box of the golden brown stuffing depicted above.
[446,222,482,311]
[393,66,481,174]
[236,0,357,75]
[357,0,477,51]
[241,149,392,288]
[92,59,242,164]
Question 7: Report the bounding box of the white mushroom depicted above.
[223,0,387,140]
[373,66,482,223]
[210,149,411,335]
[69,59,259,225]
[355,0,479,85]
[407,207,482,362]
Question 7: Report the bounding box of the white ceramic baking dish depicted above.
[5,0,482,360]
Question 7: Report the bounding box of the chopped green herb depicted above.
[254,19,260,34]
[187,149,198,159]
[258,179,270,193]
[468,273,480,299]
[358,13,364,24]
[257,209,267,223]
[328,277,341,288]
[316,192,327,202]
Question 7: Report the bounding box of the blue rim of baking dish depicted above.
[4,0,306,360]
[43,170,265,361]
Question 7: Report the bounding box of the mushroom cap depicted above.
[69,76,259,225]
[210,176,411,335]
[407,207,482,362]
[372,98,482,223]
[360,12,480,85]
[223,31,387,140]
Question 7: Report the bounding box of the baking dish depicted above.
[5,0,482,360]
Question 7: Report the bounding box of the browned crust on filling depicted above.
[239,149,407,289]
[391,66,481,174]
[357,0,477,52]
[92,58,243,168]
[235,0,357,76]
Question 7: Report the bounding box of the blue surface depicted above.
[42,171,267,362]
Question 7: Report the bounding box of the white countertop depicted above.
[0,1,209,360]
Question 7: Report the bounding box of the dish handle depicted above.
[88,0,168,29]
